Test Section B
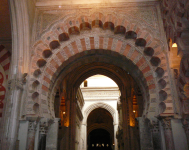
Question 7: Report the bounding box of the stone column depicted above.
[46,118,60,150]
[150,121,161,150]
[0,77,26,150]
[183,120,189,149]
[69,99,77,150]
[138,117,153,150]
[114,123,118,150]
[81,123,87,150]
[27,121,37,150]
[120,97,130,150]
[161,117,175,150]
[38,122,48,150]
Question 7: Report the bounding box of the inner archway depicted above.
[52,50,144,150]
[87,108,114,150]
[88,129,112,150]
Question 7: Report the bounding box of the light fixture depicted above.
[63,112,65,114]
[133,110,135,113]
[172,43,177,48]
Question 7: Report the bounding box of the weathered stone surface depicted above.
[138,117,153,150]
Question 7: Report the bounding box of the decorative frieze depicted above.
[81,87,120,101]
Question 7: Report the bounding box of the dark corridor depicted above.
[87,129,113,150]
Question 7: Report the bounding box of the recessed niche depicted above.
[135,38,146,47]
[68,26,80,35]
[125,31,137,39]
[158,79,167,89]
[150,57,161,67]
[33,103,39,114]
[80,22,91,31]
[103,22,114,31]
[32,92,39,101]
[59,33,69,42]
[155,67,164,78]
[37,59,46,68]
[49,40,60,50]
[159,102,166,114]
[114,26,126,34]
[43,49,52,58]
[33,69,42,77]
[32,80,40,89]
[144,47,154,56]
[92,20,103,28]
[159,90,167,101]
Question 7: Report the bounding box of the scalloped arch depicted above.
[27,12,172,118]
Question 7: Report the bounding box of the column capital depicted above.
[28,121,38,132]
[149,121,159,133]
[160,117,172,131]
[39,119,50,134]
[8,73,27,90]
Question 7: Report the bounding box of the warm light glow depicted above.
[172,43,177,47]
[63,112,65,114]
[133,110,135,113]
[59,5,61,8]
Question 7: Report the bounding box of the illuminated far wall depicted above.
[80,74,118,88]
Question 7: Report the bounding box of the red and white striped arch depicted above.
[27,12,173,118]
[0,45,11,117]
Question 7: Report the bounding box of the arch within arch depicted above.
[84,103,116,148]
[84,102,116,124]
[27,12,173,119]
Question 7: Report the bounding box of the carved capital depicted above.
[28,121,37,132]
[8,79,23,90]
[39,121,48,135]
[161,117,172,131]
[8,74,27,91]
[150,121,159,133]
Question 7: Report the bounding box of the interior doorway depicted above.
[87,108,114,150]
[88,129,112,150]
[53,50,144,150]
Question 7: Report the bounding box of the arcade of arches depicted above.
[0,0,189,150]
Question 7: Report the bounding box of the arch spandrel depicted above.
[27,12,173,119]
